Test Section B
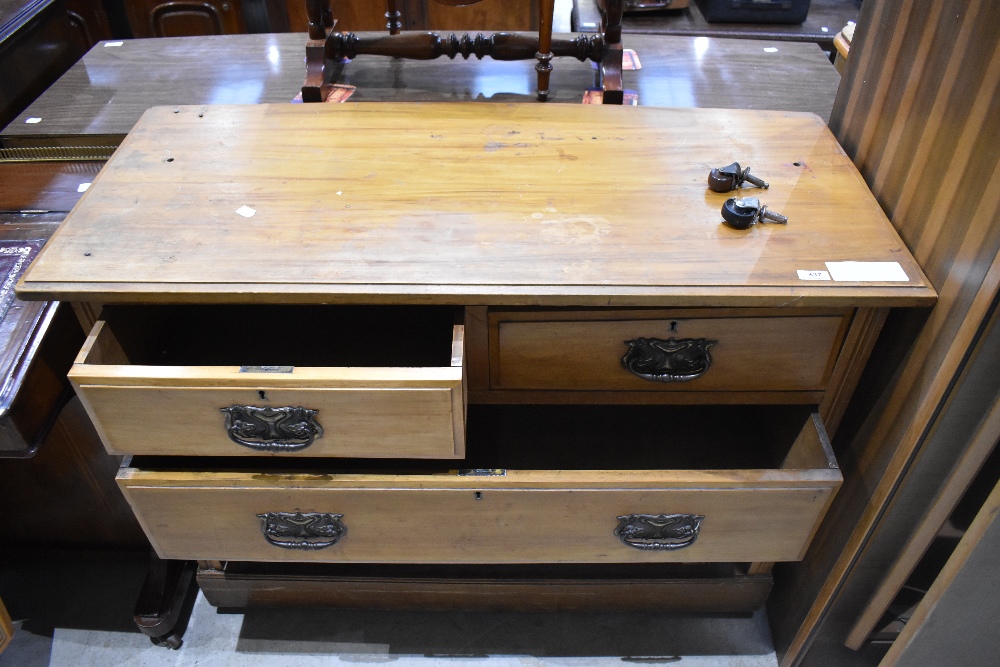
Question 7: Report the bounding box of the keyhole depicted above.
[474,491,483,500]
[670,321,678,333]
[258,390,267,401]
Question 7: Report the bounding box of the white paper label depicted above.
[764,47,779,53]
[797,270,831,281]
[104,41,124,47]
[25,117,41,124]
[826,261,909,282]
[77,182,91,193]
[235,206,256,218]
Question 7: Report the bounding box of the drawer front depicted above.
[119,470,839,564]
[490,310,850,392]
[71,320,465,458]
[76,386,464,458]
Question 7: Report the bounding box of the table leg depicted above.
[536,0,555,101]
[133,552,199,649]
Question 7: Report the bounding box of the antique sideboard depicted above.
[16,102,934,616]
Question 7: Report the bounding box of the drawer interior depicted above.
[97,305,462,368]
[130,403,824,473]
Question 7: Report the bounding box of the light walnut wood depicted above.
[816,306,887,434]
[118,414,840,564]
[120,448,841,567]
[489,309,850,393]
[770,2,1000,664]
[70,320,465,458]
[16,104,934,308]
[747,562,774,576]
[464,306,490,392]
[0,596,11,654]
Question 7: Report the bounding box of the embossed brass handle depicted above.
[221,405,322,452]
[621,337,717,382]
[257,512,346,549]
[615,513,704,550]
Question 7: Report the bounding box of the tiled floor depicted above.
[0,551,778,667]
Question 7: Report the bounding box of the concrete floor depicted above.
[0,551,778,667]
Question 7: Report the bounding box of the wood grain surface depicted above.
[17,103,933,307]
[119,470,840,564]
[197,563,774,612]
[490,309,849,392]
[1,31,841,146]
[0,595,11,654]
[767,1,1000,664]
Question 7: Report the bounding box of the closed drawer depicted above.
[70,306,465,459]
[490,308,851,394]
[119,407,841,564]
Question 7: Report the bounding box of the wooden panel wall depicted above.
[767,1,1000,665]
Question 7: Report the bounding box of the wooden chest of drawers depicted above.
[17,102,935,611]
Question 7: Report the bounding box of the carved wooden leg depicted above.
[302,41,330,102]
[536,0,555,101]
[302,0,334,102]
[386,0,402,34]
[305,0,330,39]
[133,552,199,649]
[600,0,624,104]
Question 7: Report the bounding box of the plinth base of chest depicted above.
[197,562,773,613]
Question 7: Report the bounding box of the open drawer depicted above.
[70,305,465,459]
[118,406,841,564]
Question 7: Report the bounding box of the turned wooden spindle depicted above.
[303,0,612,103]
[535,0,555,101]
[327,32,604,65]
[385,0,402,35]
[305,0,332,40]
[600,0,625,104]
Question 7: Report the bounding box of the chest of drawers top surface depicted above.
[17,103,934,307]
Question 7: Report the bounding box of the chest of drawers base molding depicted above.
[195,561,775,613]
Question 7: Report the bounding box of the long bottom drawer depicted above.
[118,411,840,565]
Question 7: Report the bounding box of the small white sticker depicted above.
[798,270,831,281]
[77,182,91,192]
[236,206,256,218]
[826,261,909,282]
[821,27,830,33]
[764,47,779,53]
[25,117,41,124]
[336,191,342,195]
[104,41,124,47]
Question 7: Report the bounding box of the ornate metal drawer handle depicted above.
[257,512,346,550]
[615,513,704,550]
[621,337,717,382]
[221,405,322,452]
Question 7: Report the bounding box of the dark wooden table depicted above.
[1,29,840,149]
[0,159,146,547]
[574,0,860,53]
[0,0,84,128]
